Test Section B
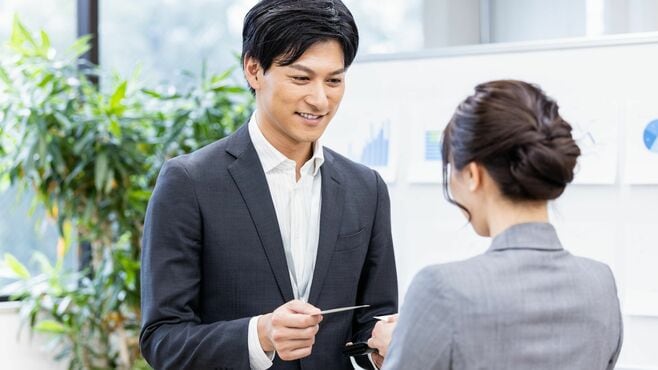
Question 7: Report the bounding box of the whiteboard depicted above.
[322,34,658,313]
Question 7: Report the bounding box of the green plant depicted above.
[0,16,252,369]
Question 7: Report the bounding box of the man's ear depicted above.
[243,55,261,91]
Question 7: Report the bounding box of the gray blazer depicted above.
[383,222,622,370]
[140,124,398,370]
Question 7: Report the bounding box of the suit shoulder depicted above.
[162,135,235,183]
[410,256,498,300]
[170,137,230,167]
[409,264,462,294]
[403,265,461,314]
[571,254,611,271]
[323,146,381,185]
[419,255,489,279]
[570,255,617,287]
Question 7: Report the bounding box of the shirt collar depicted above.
[487,222,564,253]
[248,112,324,176]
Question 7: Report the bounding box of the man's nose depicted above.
[304,82,329,112]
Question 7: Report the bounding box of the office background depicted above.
[1,1,657,369]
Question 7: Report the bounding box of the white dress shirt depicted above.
[246,112,324,370]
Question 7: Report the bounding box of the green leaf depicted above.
[127,189,152,202]
[37,72,54,88]
[0,65,11,85]
[110,81,128,111]
[31,252,53,274]
[109,119,122,139]
[40,30,51,55]
[11,15,37,49]
[210,67,235,85]
[0,173,10,192]
[9,16,26,48]
[211,85,246,94]
[34,320,69,334]
[95,152,108,192]
[104,168,115,194]
[67,34,92,57]
[56,295,72,316]
[53,112,73,127]
[3,254,31,280]
[60,220,73,258]
[141,89,162,99]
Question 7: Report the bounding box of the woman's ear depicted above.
[465,162,482,192]
[243,56,261,91]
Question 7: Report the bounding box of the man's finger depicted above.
[276,338,315,351]
[272,325,319,341]
[274,312,322,329]
[286,300,321,315]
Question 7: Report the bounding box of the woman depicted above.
[369,80,622,370]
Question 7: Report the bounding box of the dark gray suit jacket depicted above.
[140,124,398,370]
[383,222,622,370]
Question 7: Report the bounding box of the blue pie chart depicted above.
[645,119,658,153]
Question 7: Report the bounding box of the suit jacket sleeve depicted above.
[351,171,399,343]
[607,309,623,370]
[382,267,453,370]
[139,159,250,370]
[607,265,624,370]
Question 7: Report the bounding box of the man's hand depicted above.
[371,352,385,369]
[367,314,398,364]
[257,300,323,361]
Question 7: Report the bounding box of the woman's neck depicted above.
[486,199,549,238]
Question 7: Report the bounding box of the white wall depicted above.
[0,302,66,370]
[490,0,587,42]
[422,0,482,48]
[325,37,658,370]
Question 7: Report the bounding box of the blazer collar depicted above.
[487,222,564,253]
[226,124,295,302]
[308,151,344,305]
[226,125,345,304]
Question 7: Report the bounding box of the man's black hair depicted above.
[242,0,359,92]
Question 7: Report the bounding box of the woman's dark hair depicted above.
[242,0,359,93]
[441,80,581,211]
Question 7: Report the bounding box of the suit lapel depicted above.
[226,126,295,302]
[308,152,345,305]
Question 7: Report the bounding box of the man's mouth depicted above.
[297,112,325,120]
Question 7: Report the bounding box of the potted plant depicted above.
[0,17,253,369]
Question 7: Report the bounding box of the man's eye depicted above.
[292,76,309,81]
[328,78,343,85]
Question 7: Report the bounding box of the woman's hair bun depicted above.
[443,80,581,201]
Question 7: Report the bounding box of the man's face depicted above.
[245,40,346,151]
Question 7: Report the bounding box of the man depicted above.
[139,1,398,369]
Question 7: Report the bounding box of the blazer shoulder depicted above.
[162,134,236,182]
[570,255,618,290]
[410,264,463,296]
[323,146,382,187]
[403,265,460,318]
[571,254,612,273]
[411,256,499,303]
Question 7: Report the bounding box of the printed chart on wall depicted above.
[556,96,619,184]
[323,97,399,183]
[624,100,658,184]
[406,96,455,183]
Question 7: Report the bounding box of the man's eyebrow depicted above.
[288,64,346,75]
